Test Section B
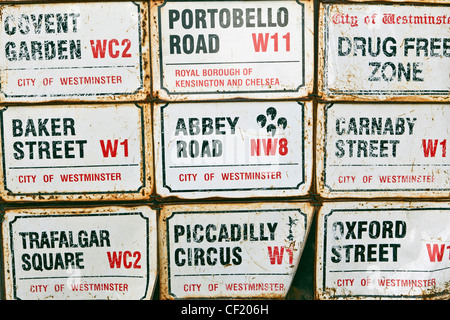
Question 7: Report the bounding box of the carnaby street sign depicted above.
[317,103,449,198]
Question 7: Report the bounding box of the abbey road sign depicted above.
[154,101,313,199]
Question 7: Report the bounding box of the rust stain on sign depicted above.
[0,103,153,202]
[158,201,315,300]
[2,205,158,300]
[150,0,314,101]
[315,201,450,300]
[0,1,151,103]
[318,2,450,102]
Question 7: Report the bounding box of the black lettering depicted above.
[338,37,351,56]
[331,245,341,263]
[5,42,17,61]
[21,254,32,271]
[174,225,185,243]
[45,14,55,33]
[395,220,407,238]
[19,41,31,60]
[383,37,396,57]
[12,119,23,137]
[45,41,56,60]
[175,248,185,266]
[368,62,381,81]
[232,246,242,265]
[181,9,193,29]
[19,14,30,35]
[4,16,16,35]
[31,41,43,60]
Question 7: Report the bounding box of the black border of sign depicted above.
[8,211,151,300]
[322,3,450,97]
[165,208,308,299]
[157,0,306,95]
[0,103,146,196]
[321,207,450,300]
[159,101,306,193]
[0,2,144,98]
[323,103,450,192]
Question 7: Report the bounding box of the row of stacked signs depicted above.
[0,0,448,300]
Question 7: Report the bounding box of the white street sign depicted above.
[319,3,450,101]
[0,2,150,102]
[2,206,158,300]
[154,101,312,199]
[316,202,450,300]
[159,202,314,299]
[0,104,152,201]
[151,0,314,101]
[317,103,449,198]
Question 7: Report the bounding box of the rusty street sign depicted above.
[319,3,450,101]
[159,202,314,299]
[0,1,150,103]
[0,103,152,202]
[317,103,450,199]
[150,0,314,101]
[2,205,158,300]
[316,201,450,300]
[154,101,313,199]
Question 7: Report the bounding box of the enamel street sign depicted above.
[317,103,449,198]
[2,205,158,300]
[0,104,152,202]
[159,202,314,299]
[319,3,450,102]
[150,0,314,101]
[316,202,450,300]
[154,101,313,199]
[0,2,150,102]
